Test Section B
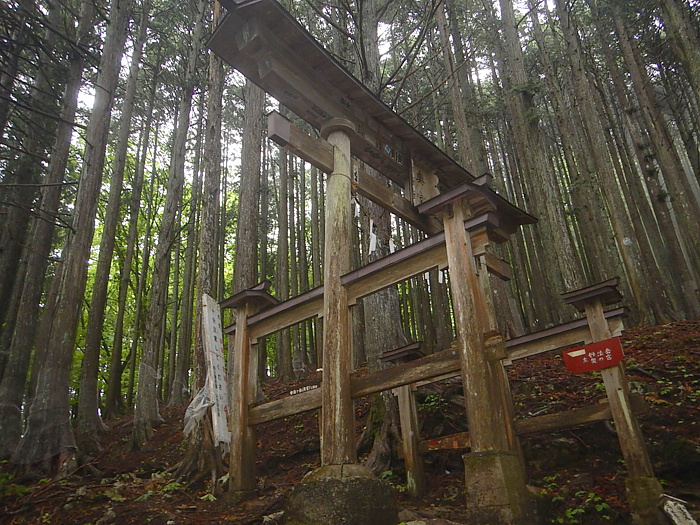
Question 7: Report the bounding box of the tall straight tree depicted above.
[0,0,97,460]
[76,0,153,451]
[436,0,522,336]
[276,141,293,379]
[11,0,132,473]
[610,4,700,314]
[497,0,583,323]
[436,0,488,176]
[588,1,690,321]
[0,0,33,137]
[126,137,161,408]
[132,0,208,448]
[657,0,700,112]
[232,79,265,293]
[350,0,406,475]
[526,0,615,284]
[554,0,655,323]
[104,49,163,419]
[177,0,226,483]
[168,92,205,407]
[0,4,65,355]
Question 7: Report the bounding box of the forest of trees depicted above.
[0,0,698,481]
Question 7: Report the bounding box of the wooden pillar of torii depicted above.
[319,118,356,465]
[419,186,533,524]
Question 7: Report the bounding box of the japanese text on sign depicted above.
[202,294,230,448]
[562,337,624,374]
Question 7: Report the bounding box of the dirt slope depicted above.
[1,321,698,524]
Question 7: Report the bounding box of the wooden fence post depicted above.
[380,343,426,497]
[420,192,533,524]
[563,280,665,524]
[221,284,277,500]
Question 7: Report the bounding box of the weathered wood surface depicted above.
[258,52,407,184]
[209,2,476,189]
[417,179,536,242]
[268,111,333,172]
[228,301,258,492]
[201,295,230,447]
[246,288,323,339]
[661,497,698,525]
[248,346,460,425]
[343,241,448,306]
[396,384,426,497]
[503,312,626,365]
[482,252,511,281]
[562,277,622,312]
[415,395,648,452]
[584,297,655,479]
[320,120,355,465]
[354,166,443,235]
[248,386,321,426]
[515,394,648,435]
[352,347,461,398]
[226,214,509,338]
[268,111,442,235]
[247,309,628,426]
[442,202,510,451]
[419,431,471,453]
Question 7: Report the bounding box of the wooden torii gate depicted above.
[209,0,537,522]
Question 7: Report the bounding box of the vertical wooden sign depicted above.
[202,294,231,449]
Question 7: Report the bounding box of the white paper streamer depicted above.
[389,238,395,253]
[369,222,377,253]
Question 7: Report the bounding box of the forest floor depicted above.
[1,320,699,524]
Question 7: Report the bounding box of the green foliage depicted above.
[379,470,407,493]
[418,393,448,414]
[162,481,183,492]
[539,475,612,524]
[0,472,32,498]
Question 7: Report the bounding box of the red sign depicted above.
[562,337,624,374]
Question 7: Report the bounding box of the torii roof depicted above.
[209,0,475,189]
[209,0,536,232]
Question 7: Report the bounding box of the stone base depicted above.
[625,476,665,524]
[284,464,398,525]
[463,450,535,525]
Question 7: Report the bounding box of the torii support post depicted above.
[284,119,399,525]
[221,284,278,501]
[380,342,427,497]
[563,280,665,524]
[420,191,534,524]
[472,228,522,461]
[319,118,356,466]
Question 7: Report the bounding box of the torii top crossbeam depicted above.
[209,0,535,235]
[209,0,474,190]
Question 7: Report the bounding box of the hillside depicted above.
[1,321,699,524]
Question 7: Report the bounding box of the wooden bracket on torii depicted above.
[268,111,443,235]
